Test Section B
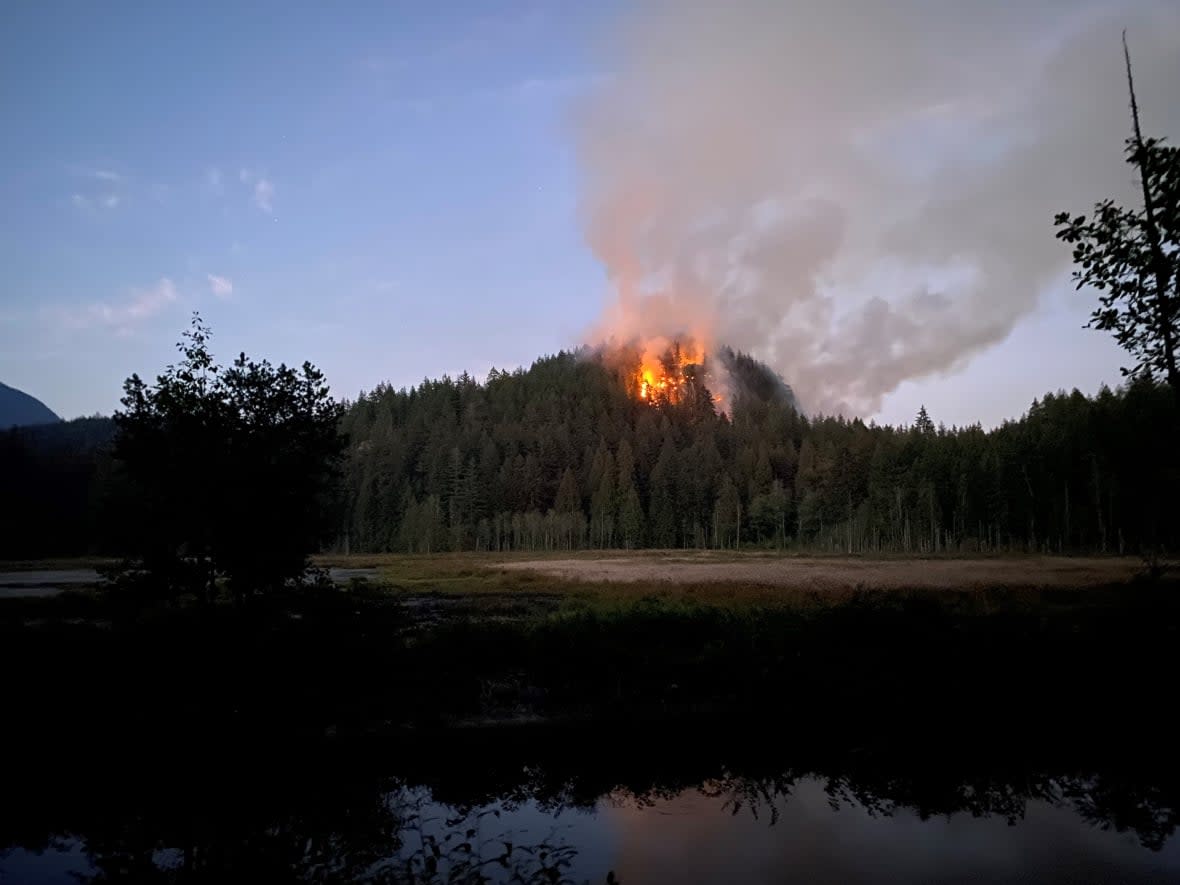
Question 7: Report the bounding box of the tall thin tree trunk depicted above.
[1092,454,1106,553]
[1124,32,1180,392]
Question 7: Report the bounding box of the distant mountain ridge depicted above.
[0,382,60,428]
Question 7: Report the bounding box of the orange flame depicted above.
[629,337,709,406]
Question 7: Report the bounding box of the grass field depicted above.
[497,552,1147,589]
[302,549,1170,620]
[1,550,1167,619]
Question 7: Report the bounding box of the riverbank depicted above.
[3,553,1176,747]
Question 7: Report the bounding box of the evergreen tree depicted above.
[714,475,742,548]
[554,467,581,514]
[914,406,935,435]
[23,339,1180,560]
[618,480,644,548]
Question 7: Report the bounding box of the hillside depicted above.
[2,346,1178,559]
[0,382,60,429]
[339,347,1178,555]
[0,416,117,558]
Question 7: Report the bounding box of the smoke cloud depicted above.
[577,0,1180,417]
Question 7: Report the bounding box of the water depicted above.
[0,569,102,599]
[0,567,378,598]
[4,732,1178,884]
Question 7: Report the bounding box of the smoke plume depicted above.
[577,0,1180,417]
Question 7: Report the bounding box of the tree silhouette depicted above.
[1055,34,1180,392]
[113,314,345,602]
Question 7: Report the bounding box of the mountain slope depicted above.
[0,382,60,428]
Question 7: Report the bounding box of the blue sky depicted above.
[0,0,1135,428]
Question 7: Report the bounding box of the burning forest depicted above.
[608,337,715,408]
[592,334,796,416]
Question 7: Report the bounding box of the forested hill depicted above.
[3,348,1177,559]
[341,348,1179,555]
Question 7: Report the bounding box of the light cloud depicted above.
[207,274,233,298]
[360,54,407,75]
[253,178,274,213]
[55,277,180,334]
[238,168,275,212]
[205,166,223,193]
[68,166,124,184]
[68,163,126,212]
[71,192,121,212]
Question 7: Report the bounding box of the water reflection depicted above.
[3,729,1179,883]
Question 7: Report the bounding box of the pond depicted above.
[0,567,379,599]
[3,726,1178,884]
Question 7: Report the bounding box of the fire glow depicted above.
[627,337,720,408]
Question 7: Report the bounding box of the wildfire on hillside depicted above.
[606,336,722,409]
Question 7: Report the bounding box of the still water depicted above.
[3,729,1178,884]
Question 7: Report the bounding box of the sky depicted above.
[0,0,1170,429]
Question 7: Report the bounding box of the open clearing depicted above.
[498,554,1150,591]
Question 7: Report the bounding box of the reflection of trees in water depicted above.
[386,789,586,884]
[698,774,801,826]
[2,748,1178,882]
[1062,774,1180,853]
[674,767,1177,851]
[0,773,608,884]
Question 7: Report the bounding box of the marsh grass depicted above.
[310,551,1167,625]
[4,551,1176,744]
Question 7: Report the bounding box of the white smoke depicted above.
[577,0,1180,416]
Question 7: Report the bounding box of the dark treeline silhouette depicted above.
[2,347,1178,559]
[0,416,117,558]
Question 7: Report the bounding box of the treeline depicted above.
[3,349,1178,559]
[0,417,120,559]
[339,350,1179,555]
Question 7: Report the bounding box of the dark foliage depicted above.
[111,314,346,598]
[336,349,1179,555]
[0,417,115,558]
[1054,36,1180,391]
[5,349,1179,558]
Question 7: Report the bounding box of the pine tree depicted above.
[554,467,581,514]
[648,437,679,548]
[914,406,935,435]
[618,481,644,548]
[713,475,742,548]
[591,467,615,548]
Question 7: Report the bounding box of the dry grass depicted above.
[498,553,1149,592]
[306,550,1167,618]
